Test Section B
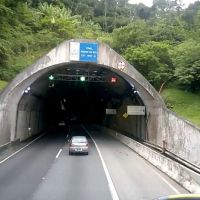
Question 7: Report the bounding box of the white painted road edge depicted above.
[56,149,62,159]
[0,132,47,165]
[82,125,120,200]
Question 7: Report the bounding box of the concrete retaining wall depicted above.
[157,109,200,167]
[101,126,200,193]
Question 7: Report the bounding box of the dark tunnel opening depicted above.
[16,63,146,141]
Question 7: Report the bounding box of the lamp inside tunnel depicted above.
[24,86,31,94]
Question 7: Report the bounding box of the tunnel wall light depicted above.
[24,86,31,94]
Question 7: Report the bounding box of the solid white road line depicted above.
[56,149,62,159]
[0,132,47,165]
[82,125,120,200]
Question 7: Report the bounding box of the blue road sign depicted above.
[80,43,98,63]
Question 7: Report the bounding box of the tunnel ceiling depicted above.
[27,63,134,103]
[18,63,144,125]
[15,63,144,126]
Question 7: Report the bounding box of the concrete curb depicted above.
[102,127,200,193]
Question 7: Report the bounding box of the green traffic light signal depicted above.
[80,76,85,81]
[49,75,54,80]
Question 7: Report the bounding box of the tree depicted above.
[124,41,174,90]
[0,1,14,79]
[173,40,200,92]
[150,19,186,44]
[37,3,80,38]
[112,20,151,52]
[134,3,151,20]
[182,1,200,29]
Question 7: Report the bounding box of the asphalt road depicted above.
[85,125,188,200]
[0,125,187,200]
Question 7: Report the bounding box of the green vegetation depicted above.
[161,88,200,127]
[0,0,200,124]
[0,80,8,90]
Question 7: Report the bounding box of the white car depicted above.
[69,136,89,155]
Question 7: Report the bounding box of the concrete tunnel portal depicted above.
[16,63,146,140]
[0,39,166,147]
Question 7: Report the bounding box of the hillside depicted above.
[0,0,200,128]
[0,80,8,91]
[161,88,200,127]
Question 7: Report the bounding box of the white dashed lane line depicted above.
[56,149,62,159]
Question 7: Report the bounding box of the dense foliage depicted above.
[0,0,200,93]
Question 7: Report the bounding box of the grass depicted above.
[161,88,200,127]
[0,80,8,90]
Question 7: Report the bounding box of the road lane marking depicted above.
[82,125,120,200]
[148,162,180,194]
[0,132,47,165]
[56,149,62,159]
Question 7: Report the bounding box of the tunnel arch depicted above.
[0,39,166,146]
[15,63,147,141]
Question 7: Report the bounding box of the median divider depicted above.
[100,126,200,193]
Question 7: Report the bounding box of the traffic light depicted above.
[80,76,86,81]
[49,75,55,88]
[49,75,54,81]
[111,77,117,83]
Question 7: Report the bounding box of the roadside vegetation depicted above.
[0,80,8,90]
[161,88,200,127]
[0,0,200,125]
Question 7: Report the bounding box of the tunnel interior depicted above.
[16,63,146,141]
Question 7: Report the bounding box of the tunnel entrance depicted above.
[1,39,199,177]
[16,63,146,141]
[1,39,166,146]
